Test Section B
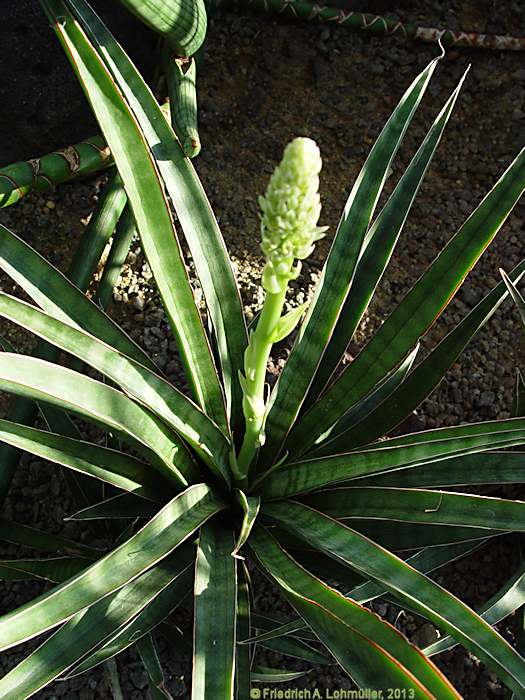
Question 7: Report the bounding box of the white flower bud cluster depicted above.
[259,137,327,293]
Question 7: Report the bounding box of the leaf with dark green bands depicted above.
[250,540,483,646]
[0,519,100,559]
[251,667,311,683]
[304,68,467,411]
[67,492,159,520]
[357,451,525,488]
[0,418,165,501]
[290,144,525,456]
[263,501,525,696]
[0,293,231,484]
[0,353,193,484]
[305,487,525,531]
[0,483,223,651]
[68,562,192,677]
[136,634,172,700]
[69,0,248,432]
[40,0,227,430]
[251,525,459,698]
[261,55,441,467]
[424,559,525,656]
[316,260,525,454]
[257,417,525,499]
[0,557,88,583]
[0,223,155,372]
[193,522,237,700]
[235,562,252,700]
[0,551,193,699]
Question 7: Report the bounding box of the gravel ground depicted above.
[1,1,525,697]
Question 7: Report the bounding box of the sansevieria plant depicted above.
[1,1,525,697]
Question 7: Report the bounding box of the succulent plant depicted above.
[0,1,525,698]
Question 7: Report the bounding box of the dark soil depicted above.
[1,1,525,698]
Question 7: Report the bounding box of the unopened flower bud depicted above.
[260,137,327,293]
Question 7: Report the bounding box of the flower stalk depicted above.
[237,137,326,480]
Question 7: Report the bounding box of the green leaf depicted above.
[40,0,227,430]
[0,293,232,484]
[233,491,261,555]
[263,501,525,696]
[256,417,525,499]
[304,68,467,410]
[68,0,248,432]
[0,223,154,371]
[251,667,310,683]
[305,487,525,531]
[235,563,252,700]
[272,303,309,343]
[424,557,525,656]
[290,143,525,456]
[354,521,501,550]
[318,343,419,445]
[0,353,194,484]
[137,634,173,700]
[0,557,88,583]
[317,260,525,454]
[513,371,525,418]
[67,492,158,520]
[95,203,137,310]
[67,559,192,677]
[193,522,237,700]
[501,268,525,326]
[260,55,441,467]
[0,418,165,501]
[358,451,525,488]
[249,540,483,645]
[0,484,223,651]
[0,519,100,559]
[259,631,331,665]
[243,614,316,645]
[250,525,459,697]
[0,551,192,699]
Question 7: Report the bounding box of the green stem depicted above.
[237,286,287,477]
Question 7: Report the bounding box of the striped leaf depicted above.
[0,418,165,501]
[260,55,441,466]
[251,525,459,697]
[0,222,154,371]
[263,501,525,696]
[305,487,525,531]
[0,557,88,583]
[193,522,237,700]
[67,492,158,521]
[289,144,525,456]
[0,484,223,651]
[316,259,525,454]
[256,417,525,499]
[0,551,192,699]
[0,353,194,484]
[39,0,227,430]
[249,540,483,645]
[137,635,173,700]
[0,519,100,559]
[304,67,467,410]
[0,293,231,483]
[357,451,525,488]
[235,563,252,700]
[424,558,525,656]
[69,0,248,432]
[67,561,192,677]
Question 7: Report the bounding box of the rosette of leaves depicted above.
[1,1,525,697]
